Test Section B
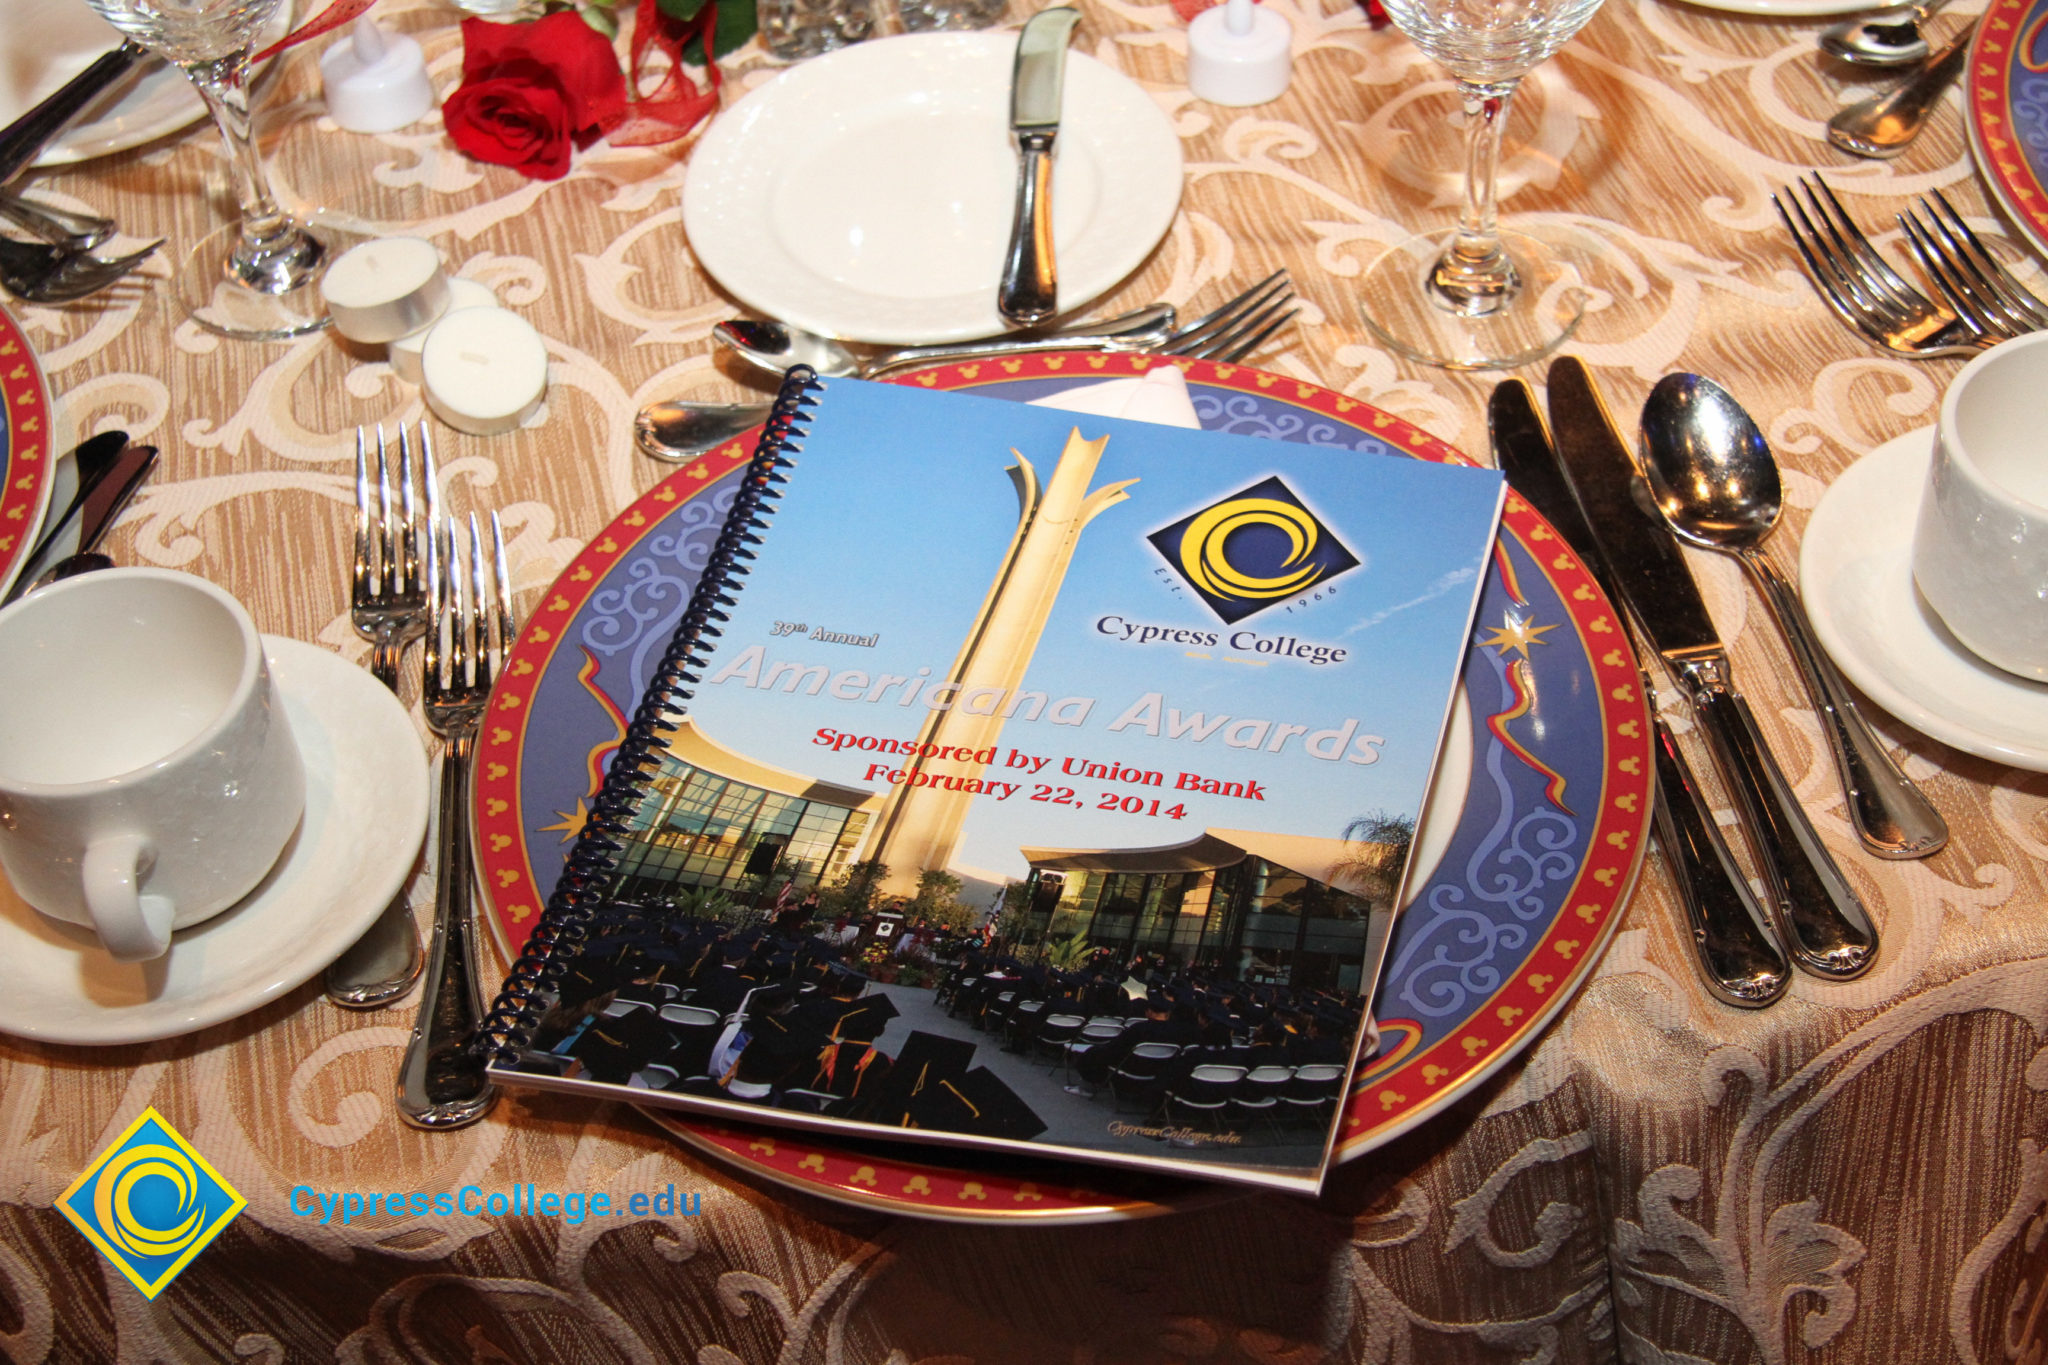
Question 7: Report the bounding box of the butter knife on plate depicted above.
[997,6,1082,327]
[1544,357,1878,981]
[1491,379,1790,1007]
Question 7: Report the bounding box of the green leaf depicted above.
[680,0,756,62]
[578,4,620,37]
[656,0,711,20]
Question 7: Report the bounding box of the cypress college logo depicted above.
[58,1107,245,1299]
[1148,475,1359,624]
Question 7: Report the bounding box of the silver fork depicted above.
[635,271,1300,463]
[863,268,1298,377]
[349,424,434,691]
[1897,189,2048,340]
[326,425,436,1009]
[0,236,161,304]
[397,511,513,1130]
[0,191,115,251]
[1774,173,1988,358]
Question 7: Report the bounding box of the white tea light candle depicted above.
[421,308,548,436]
[319,16,436,134]
[389,277,500,386]
[321,236,449,344]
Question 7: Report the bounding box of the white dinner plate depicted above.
[0,636,430,1045]
[0,0,294,169]
[682,32,1184,345]
[1800,427,2048,771]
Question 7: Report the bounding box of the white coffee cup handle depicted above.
[83,833,175,961]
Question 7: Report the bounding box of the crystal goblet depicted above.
[1360,0,1606,370]
[83,0,340,340]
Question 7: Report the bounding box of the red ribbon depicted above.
[610,0,722,148]
[252,0,378,65]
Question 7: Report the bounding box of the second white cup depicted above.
[0,569,305,961]
[1914,332,2048,681]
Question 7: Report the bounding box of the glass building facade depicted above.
[1028,848,1377,992]
[606,742,873,904]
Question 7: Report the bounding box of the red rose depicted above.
[445,13,628,181]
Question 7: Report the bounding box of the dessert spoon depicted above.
[1638,372,1947,859]
[1818,0,1949,68]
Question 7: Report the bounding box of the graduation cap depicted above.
[903,1066,1047,1141]
[566,1007,672,1084]
[866,1030,977,1127]
[831,992,899,1044]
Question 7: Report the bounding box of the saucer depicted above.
[0,636,429,1045]
[1800,427,2048,771]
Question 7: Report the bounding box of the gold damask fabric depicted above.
[1,0,2044,1360]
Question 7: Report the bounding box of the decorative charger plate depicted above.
[681,32,1183,345]
[0,302,56,600]
[1968,0,2048,260]
[473,355,1651,1223]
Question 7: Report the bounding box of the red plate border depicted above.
[0,304,54,594]
[1968,0,2048,259]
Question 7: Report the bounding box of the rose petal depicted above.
[444,74,574,181]
[459,12,625,143]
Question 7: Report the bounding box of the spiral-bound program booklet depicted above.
[481,371,1504,1192]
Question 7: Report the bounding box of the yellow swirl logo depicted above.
[1150,477,1359,624]
[58,1107,244,1300]
[1178,497,1329,603]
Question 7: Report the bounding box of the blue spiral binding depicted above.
[475,365,822,1063]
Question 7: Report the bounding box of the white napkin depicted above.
[1025,364,1202,428]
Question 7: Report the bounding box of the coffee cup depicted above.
[0,569,305,961]
[1913,332,2048,682]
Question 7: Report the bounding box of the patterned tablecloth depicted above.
[2,0,2044,1359]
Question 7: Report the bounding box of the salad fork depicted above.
[1774,174,1987,358]
[396,511,513,1130]
[0,191,115,251]
[1896,189,2048,340]
[349,424,435,690]
[327,424,435,1009]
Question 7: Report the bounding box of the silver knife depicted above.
[1545,356,1878,981]
[1490,379,1790,1007]
[998,7,1082,327]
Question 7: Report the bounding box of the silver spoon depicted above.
[1826,18,1975,159]
[634,400,775,464]
[24,550,111,593]
[1639,373,1948,860]
[716,303,1176,381]
[1819,0,1949,67]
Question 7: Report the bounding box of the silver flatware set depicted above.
[1779,175,2048,357]
[320,422,503,1129]
[1493,359,1948,1005]
[638,271,1299,463]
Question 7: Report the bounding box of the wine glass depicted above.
[1359,0,1606,370]
[82,0,342,340]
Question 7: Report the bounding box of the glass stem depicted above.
[184,51,323,294]
[1428,76,1522,319]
